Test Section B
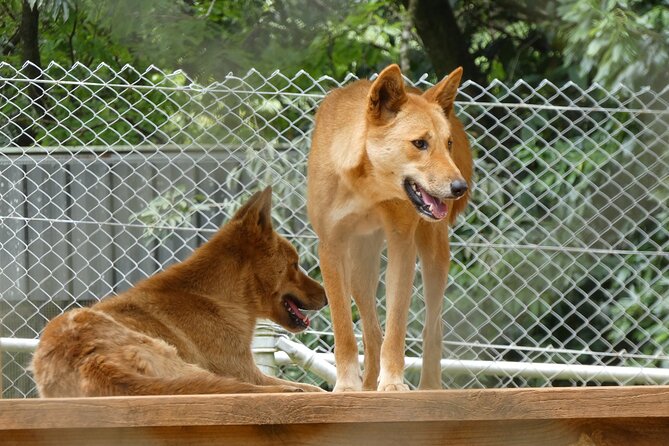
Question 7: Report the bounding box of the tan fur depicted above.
[307,65,473,391]
[32,188,327,397]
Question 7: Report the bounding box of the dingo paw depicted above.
[333,382,363,392]
[377,382,410,392]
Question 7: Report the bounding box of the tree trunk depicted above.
[407,0,483,83]
[21,0,41,70]
[399,7,412,73]
[16,0,44,146]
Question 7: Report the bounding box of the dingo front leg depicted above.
[319,243,362,392]
[378,223,418,391]
[416,222,450,390]
[350,231,384,390]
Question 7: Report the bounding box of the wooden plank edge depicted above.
[5,419,669,446]
[1,386,669,431]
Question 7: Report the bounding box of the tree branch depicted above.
[0,2,17,21]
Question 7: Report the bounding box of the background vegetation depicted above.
[2,0,667,87]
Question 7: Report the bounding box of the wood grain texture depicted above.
[2,419,669,446]
[1,387,669,445]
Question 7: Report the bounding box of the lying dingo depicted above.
[32,187,327,396]
[307,65,473,391]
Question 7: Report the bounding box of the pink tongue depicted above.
[418,186,448,219]
[286,298,310,327]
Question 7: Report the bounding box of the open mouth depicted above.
[282,295,310,329]
[403,178,448,220]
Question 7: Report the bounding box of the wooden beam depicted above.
[1,387,669,445]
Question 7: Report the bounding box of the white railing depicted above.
[5,326,669,389]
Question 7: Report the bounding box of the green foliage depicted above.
[452,0,668,87]
[2,0,668,87]
[0,0,420,80]
[26,0,73,20]
[130,185,218,241]
[457,0,567,84]
[0,64,192,146]
[301,0,419,78]
[558,0,669,89]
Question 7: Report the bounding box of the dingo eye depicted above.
[412,139,428,150]
[448,139,453,151]
[292,262,299,270]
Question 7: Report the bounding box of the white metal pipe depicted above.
[275,337,337,385]
[0,338,39,353]
[5,336,669,385]
[415,357,669,385]
[308,352,669,385]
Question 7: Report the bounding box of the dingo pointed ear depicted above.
[368,64,407,122]
[233,186,273,232]
[424,66,463,117]
[254,186,273,232]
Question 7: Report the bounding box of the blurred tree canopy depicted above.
[1,0,667,88]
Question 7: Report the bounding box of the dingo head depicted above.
[231,187,327,333]
[365,64,473,222]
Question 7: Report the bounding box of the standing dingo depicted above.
[307,65,473,391]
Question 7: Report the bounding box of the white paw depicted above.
[377,382,410,392]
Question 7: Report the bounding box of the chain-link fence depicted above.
[1,62,668,397]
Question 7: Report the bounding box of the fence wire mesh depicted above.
[1,62,668,397]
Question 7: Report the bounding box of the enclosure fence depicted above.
[1,62,667,397]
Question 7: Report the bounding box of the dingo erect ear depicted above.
[233,186,273,232]
[367,64,407,122]
[424,67,463,117]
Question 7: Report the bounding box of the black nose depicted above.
[450,179,468,197]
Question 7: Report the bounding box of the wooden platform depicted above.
[2,386,669,445]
